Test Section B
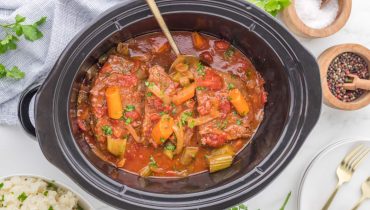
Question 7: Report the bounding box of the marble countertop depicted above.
[1,1,369,209]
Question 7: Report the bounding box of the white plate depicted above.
[0,174,93,210]
[299,139,370,210]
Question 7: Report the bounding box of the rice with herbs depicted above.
[0,176,83,210]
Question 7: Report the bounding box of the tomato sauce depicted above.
[76,32,266,177]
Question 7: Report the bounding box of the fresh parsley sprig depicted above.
[0,14,47,80]
[247,0,291,16]
[0,64,24,80]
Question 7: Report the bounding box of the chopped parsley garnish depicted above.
[125,117,132,125]
[236,119,242,125]
[196,62,205,76]
[48,206,54,210]
[165,142,176,151]
[17,192,27,202]
[0,195,4,202]
[101,125,112,135]
[196,86,206,91]
[224,47,235,60]
[227,83,235,90]
[188,119,196,128]
[160,137,166,143]
[145,81,154,88]
[0,183,3,189]
[159,111,167,116]
[146,92,153,97]
[43,191,49,196]
[76,204,84,210]
[46,181,58,191]
[124,105,135,112]
[149,155,158,168]
[180,111,193,126]
[217,120,228,130]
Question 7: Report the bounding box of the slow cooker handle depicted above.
[17,83,40,138]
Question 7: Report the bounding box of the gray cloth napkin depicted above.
[0,0,125,125]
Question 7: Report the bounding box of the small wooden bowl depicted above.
[281,0,352,38]
[319,44,370,110]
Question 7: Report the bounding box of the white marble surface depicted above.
[1,1,370,209]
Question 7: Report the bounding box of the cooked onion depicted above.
[172,123,184,154]
[125,124,142,143]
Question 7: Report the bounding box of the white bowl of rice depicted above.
[0,175,92,210]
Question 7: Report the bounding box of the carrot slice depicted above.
[191,32,208,50]
[228,89,249,116]
[172,83,196,105]
[151,115,175,146]
[105,86,123,119]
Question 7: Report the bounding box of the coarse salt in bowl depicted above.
[282,0,352,38]
[295,0,339,29]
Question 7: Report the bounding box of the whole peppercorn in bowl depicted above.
[319,44,370,110]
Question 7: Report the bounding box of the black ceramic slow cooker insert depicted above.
[18,0,322,209]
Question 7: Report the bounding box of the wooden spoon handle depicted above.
[355,78,370,90]
[146,0,180,56]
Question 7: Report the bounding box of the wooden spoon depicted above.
[341,74,370,91]
[146,0,199,72]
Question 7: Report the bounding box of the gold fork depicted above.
[322,145,370,210]
[351,177,370,210]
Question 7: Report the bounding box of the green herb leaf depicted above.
[236,119,242,125]
[0,35,18,54]
[217,120,228,130]
[196,86,206,91]
[224,47,235,60]
[196,62,205,76]
[247,0,291,16]
[159,111,167,116]
[146,92,153,97]
[160,137,166,143]
[0,183,3,189]
[145,81,154,88]
[15,14,26,23]
[125,105,135,112]
[229,203,248,210]
[76,204,84,210]
[0,195,4,202]
[149,155,158,168]
[34,16,47,26]
[6,66,25,79]
[43,191,49,196]
[188,119,195,128]
[227,83,235,90]
[0,64,25,80]
[125,117,132,125]
[180,111,193,126]
[48,206,54,210]
[21,25,43,41]
[101,125,113,135]
[17,192,27,202]
[46,181,58,191]
[165,142,176,151]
